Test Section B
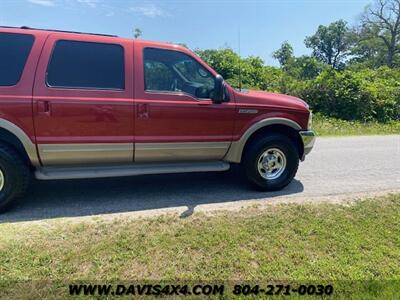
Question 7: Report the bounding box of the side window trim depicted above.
[144,89,206,102]
[46,39,125,91]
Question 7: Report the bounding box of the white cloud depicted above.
[26,1,168,19]
[105,11,115,17]
[27,0,55,6]
[129,3,169,18]
[76,0,98,8]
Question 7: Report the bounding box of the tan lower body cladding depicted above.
[37,142,231,166]
[134,142,230,162]
[37,143,133,166]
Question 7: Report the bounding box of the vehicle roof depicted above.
[0,26,188,52]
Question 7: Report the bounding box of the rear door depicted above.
[33,33,134,166]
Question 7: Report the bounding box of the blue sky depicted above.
[0,0,371,65]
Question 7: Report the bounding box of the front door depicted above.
[33,34,134,166]
[134,45,235,162]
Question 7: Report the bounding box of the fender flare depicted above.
[0,118,40,166]
[224,117,301,163]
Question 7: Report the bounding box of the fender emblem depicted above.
[239,109,258,114]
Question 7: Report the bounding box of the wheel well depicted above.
[0,128,31,164]
[242,124,304,160]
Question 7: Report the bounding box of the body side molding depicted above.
[224,117,302,163]
[135,142,231,162]
[38,143,133,166]
[0,118,40,166]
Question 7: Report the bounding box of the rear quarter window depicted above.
[0,32,34,86]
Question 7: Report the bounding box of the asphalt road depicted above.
[1,135,399,223]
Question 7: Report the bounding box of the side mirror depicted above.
[212,74,224,103]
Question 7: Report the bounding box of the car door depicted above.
[134,44,235,162]
[33,33,134,166]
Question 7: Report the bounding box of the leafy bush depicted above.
[197,48,399,122]
[299,67,400,122]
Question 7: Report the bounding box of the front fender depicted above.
[223,117,302,163]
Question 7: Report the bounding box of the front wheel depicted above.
[243,134,299,191]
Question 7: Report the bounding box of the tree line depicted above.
[195,0,400,122]
[274,0,400,69]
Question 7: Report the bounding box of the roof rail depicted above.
[0,26,118,37]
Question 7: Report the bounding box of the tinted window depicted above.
[47,40,124,90]
[0,33,34,86]
[144,61,175,91]
[144,48,215,99]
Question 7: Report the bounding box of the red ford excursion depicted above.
[0,26,315,212]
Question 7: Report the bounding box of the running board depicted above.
[35,161,230,180]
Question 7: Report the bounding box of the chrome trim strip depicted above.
[135,142,231,162]
[224,117,302,163]
[0,118,40,166]
[38,143,133,166]
[35,161,230,180]
[299,130,316,159]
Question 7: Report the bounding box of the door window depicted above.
[143,47,215,99]
[47,40,124,90]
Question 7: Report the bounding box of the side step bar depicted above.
[35,161,230,180]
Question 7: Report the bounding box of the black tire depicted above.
[0,144,30,213]
[243,134,299,191]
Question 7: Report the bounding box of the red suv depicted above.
[0,27,315,212]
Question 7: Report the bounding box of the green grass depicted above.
[0,194,400,299]
[313,113,400,136]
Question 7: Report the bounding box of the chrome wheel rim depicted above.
[257,148,287,180]
[0,169,4,191]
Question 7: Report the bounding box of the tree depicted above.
[287,56,327,80]
[195,48,241,81]
[134,28,142,39]
[360,0,400,67]
[305,20,352,69]
[196,48,269,89]
[348,29,387,68]
[272,41,294,67]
